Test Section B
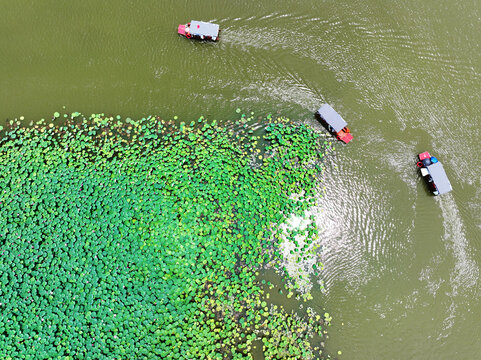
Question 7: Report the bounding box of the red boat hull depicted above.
[335,128,353,144]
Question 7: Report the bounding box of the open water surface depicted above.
[1,0,480,358]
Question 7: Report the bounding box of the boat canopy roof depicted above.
[190,21,219,37]
[317,104,347,132]
[427,162,452,195]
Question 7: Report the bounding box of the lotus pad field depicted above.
[0,112,332,359]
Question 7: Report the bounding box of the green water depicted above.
[1,0,480,358]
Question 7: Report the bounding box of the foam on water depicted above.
[437,195,479,292]
[429,194,480,340]
[278,211,317,293]
[310,154,414,294]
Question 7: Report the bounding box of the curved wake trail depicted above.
[436,194,479,338]
[438,195,479,292]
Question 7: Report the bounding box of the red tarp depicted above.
[178,24,186,35]
[340,132,353,144]
[419,151,430,160]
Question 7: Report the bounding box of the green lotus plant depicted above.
[0,111,333,359]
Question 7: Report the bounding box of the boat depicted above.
[178,20,220,41]
[416,152,452,195]
[315,104,353,144]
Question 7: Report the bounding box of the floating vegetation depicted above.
[0,111,333,359]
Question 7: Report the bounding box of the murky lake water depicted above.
[1,0,480,358]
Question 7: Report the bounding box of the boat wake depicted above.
[435,194,479,339]
[438,194,479,292]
